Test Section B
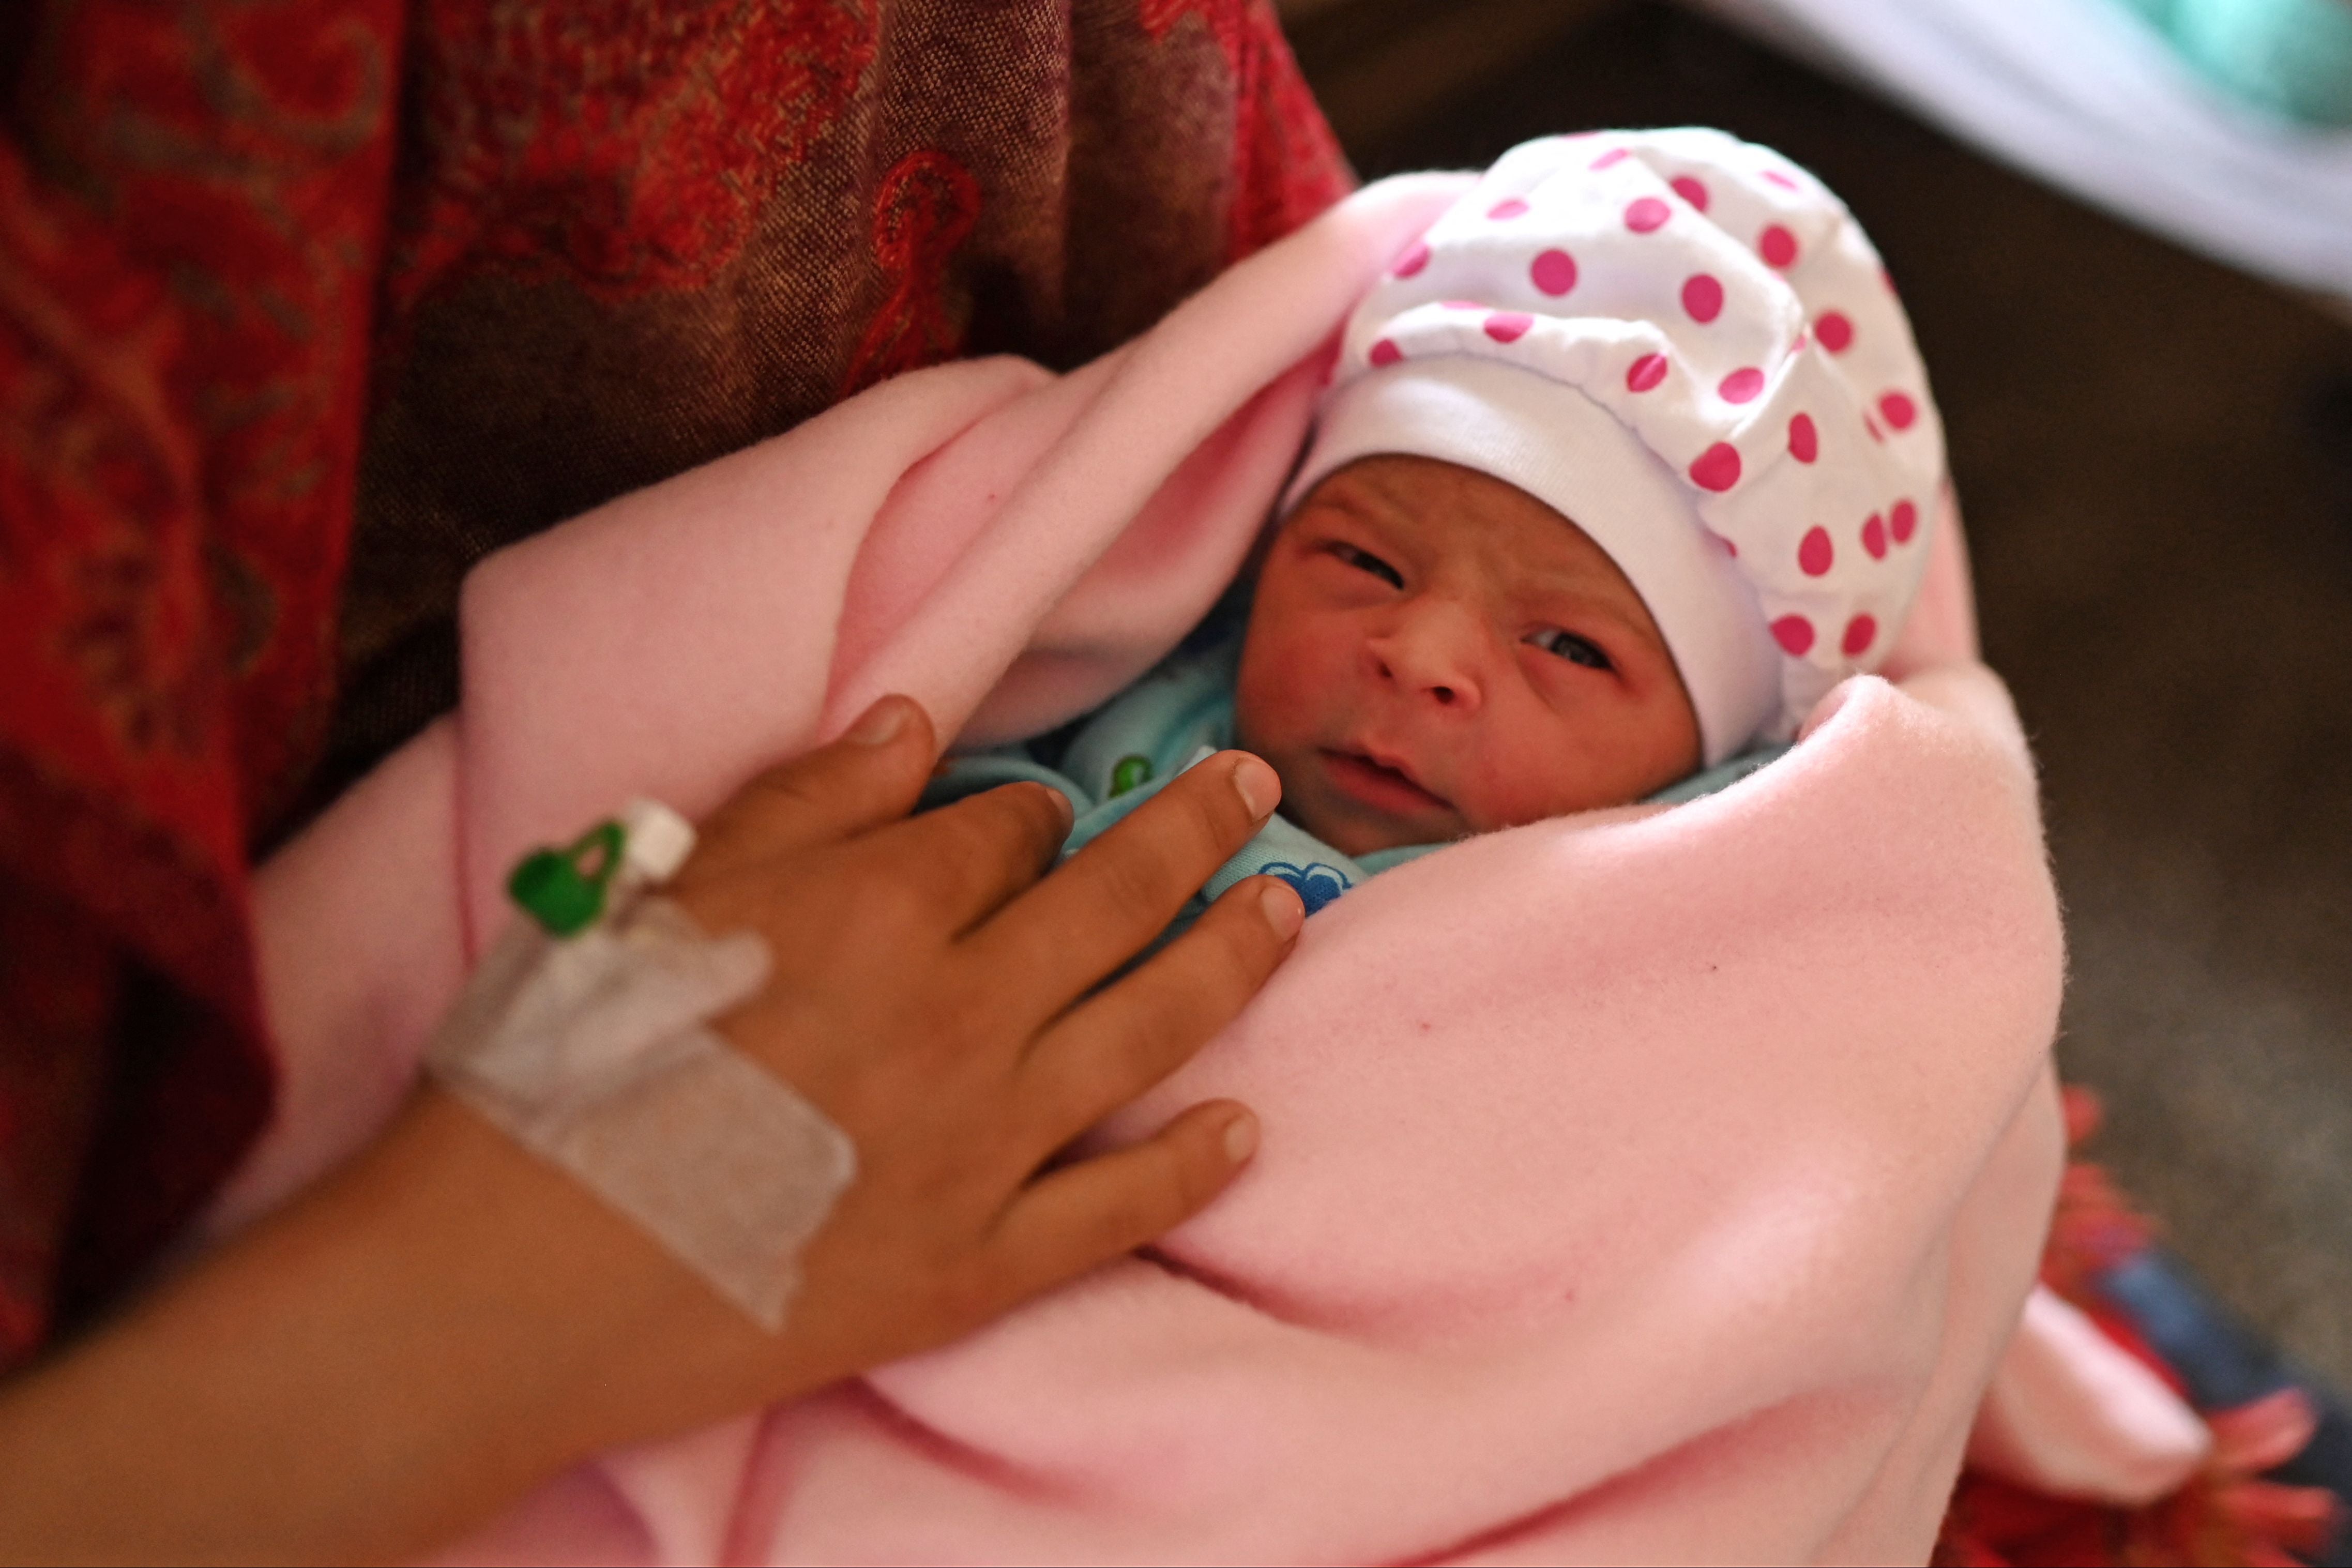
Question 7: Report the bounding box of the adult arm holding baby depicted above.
[0,697,1303,1566]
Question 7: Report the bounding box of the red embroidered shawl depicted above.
[0,0,1349,1365]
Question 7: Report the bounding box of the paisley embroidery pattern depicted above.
[1,0,399,1357]
[1140,0,1352,261]
[839,149,983,396]
[387,0,881,312]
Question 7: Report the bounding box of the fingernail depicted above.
[1260,879,1304,939]
[1223,1111,1260,1163]
[846,695,909,745]
[1231,754,1281,820]
[1036,783,1075,831]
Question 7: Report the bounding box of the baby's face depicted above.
[1235,455,1702,857]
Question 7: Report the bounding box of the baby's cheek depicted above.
[1455,726,1608,829]
[1427,737,1522,831]
[1230,663,1285,757]
[1235,621,1338,751]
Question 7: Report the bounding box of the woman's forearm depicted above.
[0,1090,816,1565]
[0,711,1292,1564]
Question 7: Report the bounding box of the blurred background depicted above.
[1275,0,2352,1391]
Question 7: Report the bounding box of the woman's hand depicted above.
[666,692,1304,1392]
[0,696,1301,1565]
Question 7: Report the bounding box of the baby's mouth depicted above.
[1318,748,1452,817]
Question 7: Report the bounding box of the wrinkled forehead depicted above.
[1291,453,1648,606]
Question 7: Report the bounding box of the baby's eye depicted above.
[1328,542,1404,588]
[1528,626,1614,671]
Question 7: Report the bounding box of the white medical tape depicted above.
[427,806,856,1331]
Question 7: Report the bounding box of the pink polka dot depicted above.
[1891,498,1919,544]
[1690,443,1742,492]
[1483,311,1533,343]
[1862,512,1887,559]
[1369,339,1403,368]
[1814,310,1854,354]
[1863,415,1885,444]
[1798,526,1834,576]
[1529,248,1577,296]
[1625,352,1669,393]
[1670,174,1711,211]
[1763,170,1799,190]
[1393,240,1430,278]
[1489,197,1529,221]
[1759,224,1799,268]
[1626,196,1672,234]
[1681,272,1724,323]
[1772,615,1816,656]
[1879,391,1918,430]
[1882,266,1899,294]
[1841,614,1878,657]
[1788,412,1819,463]
[1720,367,1765,404]
[1591,147,1631,170]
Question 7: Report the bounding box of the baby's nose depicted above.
[1371,610,1488,712]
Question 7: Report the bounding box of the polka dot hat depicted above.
[1288,128,1947,763]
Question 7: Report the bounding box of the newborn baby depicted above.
[1236,454,1702,858]
[937,127,1941,918]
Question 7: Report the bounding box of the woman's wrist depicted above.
[0,1087,829,1565]
[0,706,1294,1564]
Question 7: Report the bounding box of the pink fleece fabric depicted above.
[211,172,2191,1564]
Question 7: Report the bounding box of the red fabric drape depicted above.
[1934,1092,2340,1566]
[0,0,1350,1366]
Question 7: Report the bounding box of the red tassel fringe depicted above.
[1934,1088,2341,1567]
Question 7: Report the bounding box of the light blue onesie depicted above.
[925,623,1788,942]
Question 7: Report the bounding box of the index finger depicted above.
[680,695,937,881]
[962,751,1282,1018]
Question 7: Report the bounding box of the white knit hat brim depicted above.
[1285,354,1782,767]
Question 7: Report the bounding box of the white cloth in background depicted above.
[1686,0,2352,311]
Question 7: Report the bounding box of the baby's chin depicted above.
[1304,810,1449,859]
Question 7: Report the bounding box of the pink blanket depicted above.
[222,174,2119,1563]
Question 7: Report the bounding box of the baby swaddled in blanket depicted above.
[935,128,1928,941]
[229,130,2187,1566]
